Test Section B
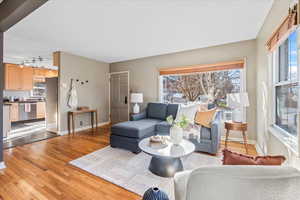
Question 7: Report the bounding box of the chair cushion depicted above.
[166,104,179,119]
[200,126,211,140]
[147,103,168,120]
[156,121,171,133]
[111,119,162,139]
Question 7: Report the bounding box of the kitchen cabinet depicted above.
[37,102,46,119]
[46,70,58,78]
[21,67,34,90]
[5,64,33,90]
[10,103,19,122]
[34,68,47,77]
[5,64,22,90]
[34,68,58,79]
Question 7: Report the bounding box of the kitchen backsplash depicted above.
[4,90,31,99]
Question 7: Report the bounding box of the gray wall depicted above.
[0,32,3,162]
[58,52,110,133]
[110,40,257,140]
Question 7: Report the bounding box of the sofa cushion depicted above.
[147,103,168,120]
[156,121,171,133]
[111,119,162,139]
[167,104,179,119]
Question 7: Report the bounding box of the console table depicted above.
[68,109,98,135]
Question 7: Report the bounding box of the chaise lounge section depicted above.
[110,102,222,154]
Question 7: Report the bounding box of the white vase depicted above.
[170,126,183,145]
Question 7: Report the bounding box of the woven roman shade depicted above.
[159,60,244,76]
[266,5,298,52]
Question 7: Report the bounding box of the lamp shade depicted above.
[227,92,249,108]
[131,93,143,103]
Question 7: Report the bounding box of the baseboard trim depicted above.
[255,143,264,156]
[221,136,256,145]
[0,162,6,170]
[58,121,110,135]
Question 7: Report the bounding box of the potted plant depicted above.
[166,115,189,145]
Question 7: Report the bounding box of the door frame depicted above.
[108,71,130,123]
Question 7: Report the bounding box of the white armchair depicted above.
[174,166,300,200]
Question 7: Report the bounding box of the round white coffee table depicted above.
[138,136,195,177]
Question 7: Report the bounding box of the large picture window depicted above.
[273,31,298,138]
[160,68,243,106]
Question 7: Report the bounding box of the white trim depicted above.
[58,121,110,135]
[241,57,247,122]
[269,126,299,156]
[108,71,130,122]
[270,30,299,155]
[255,143,264,156]
[158,76,163,102]
[0,162,6,170]
[158,59,247,121]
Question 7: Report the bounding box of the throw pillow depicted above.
[222,149,257,165]
[198,103,208,111]
[175,104,199,124]
[222,149,286,165]
[194,108,217,128]
[255,156,286,165]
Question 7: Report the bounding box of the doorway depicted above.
[110,71,130,124]
[2,55,59,149]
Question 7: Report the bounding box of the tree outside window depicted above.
[162,69,242,107]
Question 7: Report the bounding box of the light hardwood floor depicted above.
[0,126,257,200]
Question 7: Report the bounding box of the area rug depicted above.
[70,146,222,199]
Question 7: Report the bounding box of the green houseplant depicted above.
[166,115,189,145]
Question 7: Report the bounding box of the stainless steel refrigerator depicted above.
[45,77,58,133]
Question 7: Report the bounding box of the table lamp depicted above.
[227,92,249,122]
[131,93,143,114]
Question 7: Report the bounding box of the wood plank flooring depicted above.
[0,126,257,200]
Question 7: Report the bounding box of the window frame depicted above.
[158,64,247,120]
[270,30,299,149]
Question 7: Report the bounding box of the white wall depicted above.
[58,52,110,134]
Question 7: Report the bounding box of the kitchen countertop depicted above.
[4,100,45,104]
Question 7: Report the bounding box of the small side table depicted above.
[224,121,248,154]
[68,109,98,135]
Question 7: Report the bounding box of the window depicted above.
[160,68,244,106]
[273,31,298,138]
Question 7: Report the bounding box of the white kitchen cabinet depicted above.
[3,105,11,138]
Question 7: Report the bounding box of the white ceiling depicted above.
[4,0,273,64]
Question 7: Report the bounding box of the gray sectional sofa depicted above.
[110,103,222,154]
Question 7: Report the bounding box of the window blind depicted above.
[159,60,244,76]
[266,5,298,52]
